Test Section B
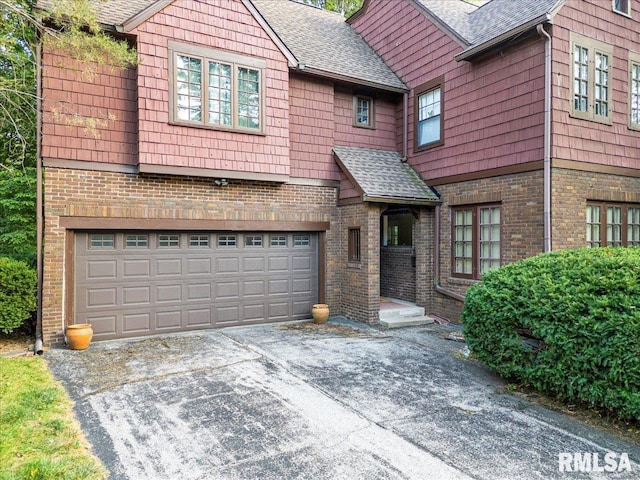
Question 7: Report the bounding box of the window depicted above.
[245,235,263,247]
[89,234,114,249]
[294,235,310,247]
[125,235,148,248]
[158,234,179,248]
[353,95,374,128]
[169,41,265,133]
[270,235,287,247]
[570,33,613,124]
[415,76,444,150]
[189,234,209,247]
[630,52,640,130]
[218,235,236,247]
[348,228,361,263]
[613,0,630,15]
[586,203,640,247]
[452,205,501,279]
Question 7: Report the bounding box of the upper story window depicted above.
[169,41,265,134]
[415,76,444,150]
[353,95,374,128]
[586,203,640,247]
[570,33,613,125]
[613,0,630,16]
[452,205,501,279]
[630,52,640,130]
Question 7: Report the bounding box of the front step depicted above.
[378,299,435,328]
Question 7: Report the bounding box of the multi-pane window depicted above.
[294,235,310,247]
[570,33,613,124]
[245,235,263,247]
[353,95,374,128]
[613,0,630,15]
[348,228,361,263]
[170,41,264,133]
[452,205,501,279]
[630,54,640,130]
[89,234,114,249]
[218,235,237,247]
[158,234,179,248]
[125,235,148,248]
[270,235,287,247]
[189,235,209,247]
[416,80,443,148]
[587,203,640,247]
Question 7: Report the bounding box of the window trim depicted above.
[353,95,375,129]
[569,33,613,125]
[414,76,444,152]
[586,201,640,247]
[451,204,502,280]
[629,51,640,131]
[612,0,631,16]
[348,227,361,263]
[168,40,266,135]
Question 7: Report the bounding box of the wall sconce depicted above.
[214,178,229,186]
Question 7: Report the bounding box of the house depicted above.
[36,0,639,346]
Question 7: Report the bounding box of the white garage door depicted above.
[74,232,319,340]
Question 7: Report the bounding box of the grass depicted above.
[0,357,107,480]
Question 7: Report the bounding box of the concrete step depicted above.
[379,315,435,329]
[378,305,425,320]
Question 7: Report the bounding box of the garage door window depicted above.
[245,235,263,247]
[218,235,236,247]
[270,235,287,247]
[126,235,148,248]
[189,234,209,247]
[294,235,310,247]
[89,234,114,249]
[159,234,180,248]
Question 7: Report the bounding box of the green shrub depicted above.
[0,257,37,334]
[462,247,640,421]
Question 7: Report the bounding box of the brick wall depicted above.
[42,167,339,345]
[380,247,415,302]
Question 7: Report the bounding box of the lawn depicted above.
[0,356,107,480]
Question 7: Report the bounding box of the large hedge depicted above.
[0,257,37,334]
[462,247,640,421]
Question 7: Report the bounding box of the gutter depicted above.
[455,14,551,62]
[434,205,466,303]
[35,36,44,355]
[537,23,552,253]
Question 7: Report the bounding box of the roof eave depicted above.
[455,13,552,62]
[362,194,441,206]
[120,0,174,33]
[297,66,408,93]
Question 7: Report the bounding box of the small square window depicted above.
[125,235,148,248]
[348,228,361,263]
[89,234,114,249]
[189,234,209,247]
[353,95,374,128]
[294,235,310,247]
[218,235,237,247]
[159,234,180,248]
[270,235,287,247]
[245,235,263,247]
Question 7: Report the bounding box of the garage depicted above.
[74,231,319,340]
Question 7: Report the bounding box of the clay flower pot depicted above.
[66,323,93,350]
[312,304,329,324]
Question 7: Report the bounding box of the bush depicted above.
[462,247,640,421]
[0,257,37,334]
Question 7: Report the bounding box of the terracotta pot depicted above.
[66,324,93,350]
[312,304,329,324]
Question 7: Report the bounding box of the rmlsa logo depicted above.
[558,452,632,473]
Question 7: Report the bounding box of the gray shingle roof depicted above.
[252,0,406,91]
[416,0,561,52]
[333,146,440,204]
[36,0,156,27]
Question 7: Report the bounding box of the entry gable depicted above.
[333,146,440,205]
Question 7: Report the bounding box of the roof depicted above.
[252,0,407,92]
[36,0,406,92]
[414,0,562,59]
[333,146,440,205]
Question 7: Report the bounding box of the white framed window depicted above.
[570,33,613,124]
[415,76,444,150]
[245,235,263,247]
[189,234,209,247]
[169,41,265,133]
[125,234,148,248]
[218,235,237,247]
[294,235,310,247]
[613,0,630,16]
[158,234,180,248]
[452,205,501,279]
[270,235,287,247]
[630,52,640,131]
[353,95,374,128]
[89,234,114,249]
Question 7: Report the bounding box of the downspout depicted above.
[537,23,552,253]
[35,37,44,355]
[402,92,408,160]
[434,205,465,303]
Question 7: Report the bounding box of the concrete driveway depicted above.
[47,318,639,479]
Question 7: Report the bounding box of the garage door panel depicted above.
[75,232,318,340]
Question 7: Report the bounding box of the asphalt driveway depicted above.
[46,318,639,479]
